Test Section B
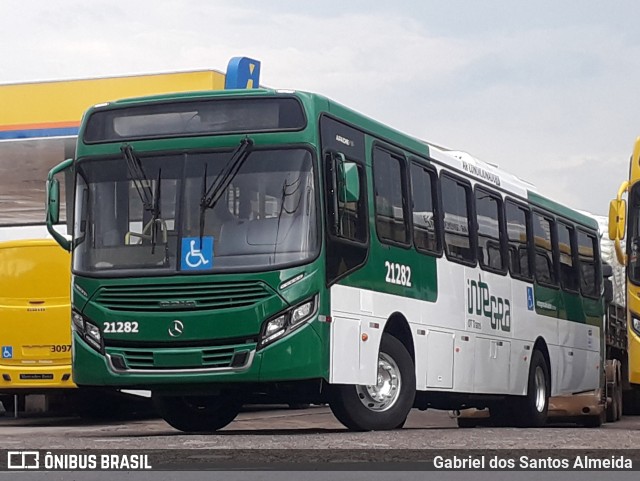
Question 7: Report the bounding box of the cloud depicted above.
[2,0,640,215]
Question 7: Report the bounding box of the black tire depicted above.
[622,387,640,415]
[330,334,415,431]
[456,417,478,428]
[489,403,518,427]
[606,378,620,423]
[517,350,550,427]
[581,411,604,428]
[606,385,618,423]
[615,364,623,421]
[153,394,240,432]
[606,361,622,423]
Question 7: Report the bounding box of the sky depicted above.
[2,0,640,216]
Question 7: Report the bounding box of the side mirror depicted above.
[46,158,73,251]
[608,198,626,240]
[338,157,360,203]
[47,178,61,225]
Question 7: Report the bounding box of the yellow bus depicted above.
[0,238,74,393]
[609,136,640,412]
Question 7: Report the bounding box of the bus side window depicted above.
[558,222,579,292]
[475,187,506,274]
[505,200,532,280]
[577,230,599,298]
[410,162,441,255]
[440,173,475,265]
[532,213,557,287]
[372,148,410,246]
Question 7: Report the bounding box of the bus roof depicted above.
[81,88,596,230]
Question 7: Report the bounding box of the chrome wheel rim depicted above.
[534,366,546,413]
[356,352,401,412]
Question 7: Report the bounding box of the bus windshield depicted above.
[628,183,640,284]
[72,148,318,274]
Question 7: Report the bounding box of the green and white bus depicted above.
[45,88,604,432]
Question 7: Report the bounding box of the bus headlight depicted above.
[632,314,640,336]
[72,310,104,353]
[259,295,318,349]
[291,300,314,327]
[85,322,102,349]
[263,314,288,343]
[72,311,84,332]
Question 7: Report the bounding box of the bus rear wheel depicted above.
[517,350,550,427]
[606,360,622,422]
[153,394,240,433]
[330,334,415,431]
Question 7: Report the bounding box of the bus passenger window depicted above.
[532,213,557,286]
[373,148,409,245]
[578,231,599,297]
[558,223,579,292]
[410,163,440,254]
[441,174,474,264]
[475,188,505,273]
[505,200,532,280]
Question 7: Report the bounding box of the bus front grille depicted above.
[110,343,254,372]
[94,280,271,312]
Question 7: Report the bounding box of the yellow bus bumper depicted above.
[0,363,76,390]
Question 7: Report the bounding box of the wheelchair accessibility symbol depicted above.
[526,286,534,311]
[181,237,214,270]
[2,346,13,359]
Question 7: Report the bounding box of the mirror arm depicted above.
[614,238,627,266]
[617,181,629,201]
[46,159,73,251]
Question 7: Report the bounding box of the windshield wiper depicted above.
[122,144,165,252]
[198,137,253,243]
[149,168,163,254]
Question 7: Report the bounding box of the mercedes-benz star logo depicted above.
[168,320,184,337]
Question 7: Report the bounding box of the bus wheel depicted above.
[330,334,415,431]
[622,387,640,415]
[517,350,549,427]
[456,418,479,428]
[581,410,604,428]
[615,363,623,421]
[606,360,622,422]
[153,394,240,432]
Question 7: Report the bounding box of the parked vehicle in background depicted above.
[608,136,640,414]
[0,238,74,392]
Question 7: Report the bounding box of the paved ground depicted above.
[1,405,638,451]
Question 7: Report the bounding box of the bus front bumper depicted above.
[72,321,326,390]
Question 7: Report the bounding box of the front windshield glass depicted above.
[72,148,318,274]
[629,184,640,284]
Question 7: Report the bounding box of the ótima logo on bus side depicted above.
[466,275,511,332]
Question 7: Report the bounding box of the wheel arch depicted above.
[383,312,415,364]
[532,336,552,392]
